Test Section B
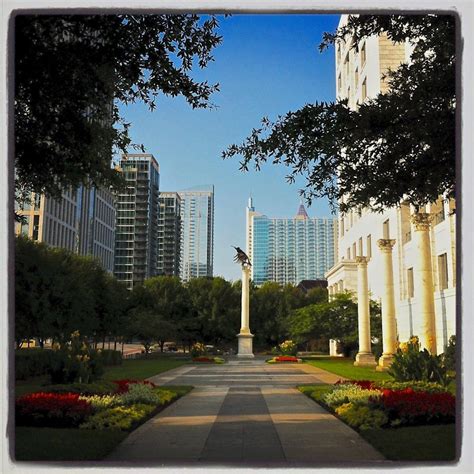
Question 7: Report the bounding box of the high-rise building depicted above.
[15,186,116,272]
[114,154,160,289]
[178,185,214,281]
[326,15,456,354]
[157,192,181,277]
[248,200,337,286]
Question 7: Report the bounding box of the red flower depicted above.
[193,356,214,362]
[275,356,298,362]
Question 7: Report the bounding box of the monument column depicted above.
[354,256,377,367]
[237,264,254,358]
[412,212,437,354]
[377,239,398,370]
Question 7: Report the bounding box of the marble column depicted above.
[376,239,398,370]
[354,256,377,367]
[412,212,437,354]
[237,264,254,358]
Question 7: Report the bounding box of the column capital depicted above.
[377,238,396,251]
[411,212,433,231]
[355,256,368,265]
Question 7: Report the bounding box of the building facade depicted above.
[178,185,214,281]
[157,192,181,277]
[248,200,337,286]
[15,186,116,272]
[326,15,456,355]
[114,154,160,289]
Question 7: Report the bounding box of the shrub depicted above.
[322,384,382,409]
[44,380,118,395]
[442,335,456,372]
[388,336,449,386]
[279,340,298,356]
[79,403,155,430]
[113,379,156,394]
[375,388,455,426]
[16,392,93,428]
[335,380,376,390]
[15,349,55,380]
[335,402,388,430]
[154,388,176,404]
[79,394,122,412]
[376,380,447,394]
[337,337,359,358]
[98,349,123,366]
[190,342,206,358]
[119,383,161,406]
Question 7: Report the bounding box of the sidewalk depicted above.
[105,359,385,466]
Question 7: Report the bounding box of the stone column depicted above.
[237,265,254,358]
[376,239,398,370]
[412,212,437,354]
[354,256,377,367]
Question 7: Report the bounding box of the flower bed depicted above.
[192,356,225,364]
[112,379,156,393]
[301,379,455,431]
[267,355,302,364]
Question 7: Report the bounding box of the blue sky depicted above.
[118,14,340,281]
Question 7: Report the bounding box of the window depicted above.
[32,215,40,241]
[361,42,366,66]
[407,268,414,298]
[352,242,357,258]
[354,68,359,90]
[346,247,351,259]
[383,219,390,239]
[358,237,363,256]
[367,234,372,258]
[338,74,342,92]
[438,253,449,290]
[362,78,367,101]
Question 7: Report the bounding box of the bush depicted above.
[375,388,455,426]
[154,388,176,404]
[119,383,161,406]
[79,403,155,430]
[79,394,121,412]
[99,349,123,366]
[190,342,206,358]
[442,335,456,372]
[336,402,388,430]
[16,392,93,428]
[278,340,298,356]
[376,380,447,394]
[112,379,156,394]
[337,337,359,358]
[44,381,118,395]
[322,384,382,409]
[15,349,54,380]
[388,336,449,386]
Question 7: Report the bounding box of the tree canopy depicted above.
[15,14,221,200]
[223,15,455,213]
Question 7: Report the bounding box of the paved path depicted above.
[106,359,385,466]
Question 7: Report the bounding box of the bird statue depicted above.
[232,246,252,266]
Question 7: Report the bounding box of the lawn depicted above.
[361,425,456,461]
[304,356,393,382]
[15,428,128,461]
[15,356,187,396]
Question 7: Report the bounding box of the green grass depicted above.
[360,425,456,461]
[15,427,128,461]
[298,384,332,402]
[101,357,187,381]
[304,356,393,382]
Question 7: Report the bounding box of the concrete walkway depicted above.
[106,358,385,466]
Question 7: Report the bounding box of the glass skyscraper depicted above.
[157,192,181,277]
[178,185,214,281]
[114,154,160,289]
[248,201,337,286]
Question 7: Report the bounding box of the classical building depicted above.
[157,192,181,277]
[114,154,160,289]
[326,15,456,357]
[247,199,337,286]
[15,186,116,272]
[178,185,214,281]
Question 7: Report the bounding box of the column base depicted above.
[237,333,254,358]
[376,353,395,371]
[354,352,377,367]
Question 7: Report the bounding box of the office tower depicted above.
[326,14,456,354]
[248,201,336,286]
[15,186,116,272]
[178,185,214,281]
[157,192,181,277]
[114,154,160,289]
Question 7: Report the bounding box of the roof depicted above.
[295,203,309,220]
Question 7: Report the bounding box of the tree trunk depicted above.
[160,341,165,353]
[114,339,117,351]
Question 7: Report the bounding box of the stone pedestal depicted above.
[237,265,254,358]
[376,239,398,371]
[354,256,377,367]
[412,213,437,354]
